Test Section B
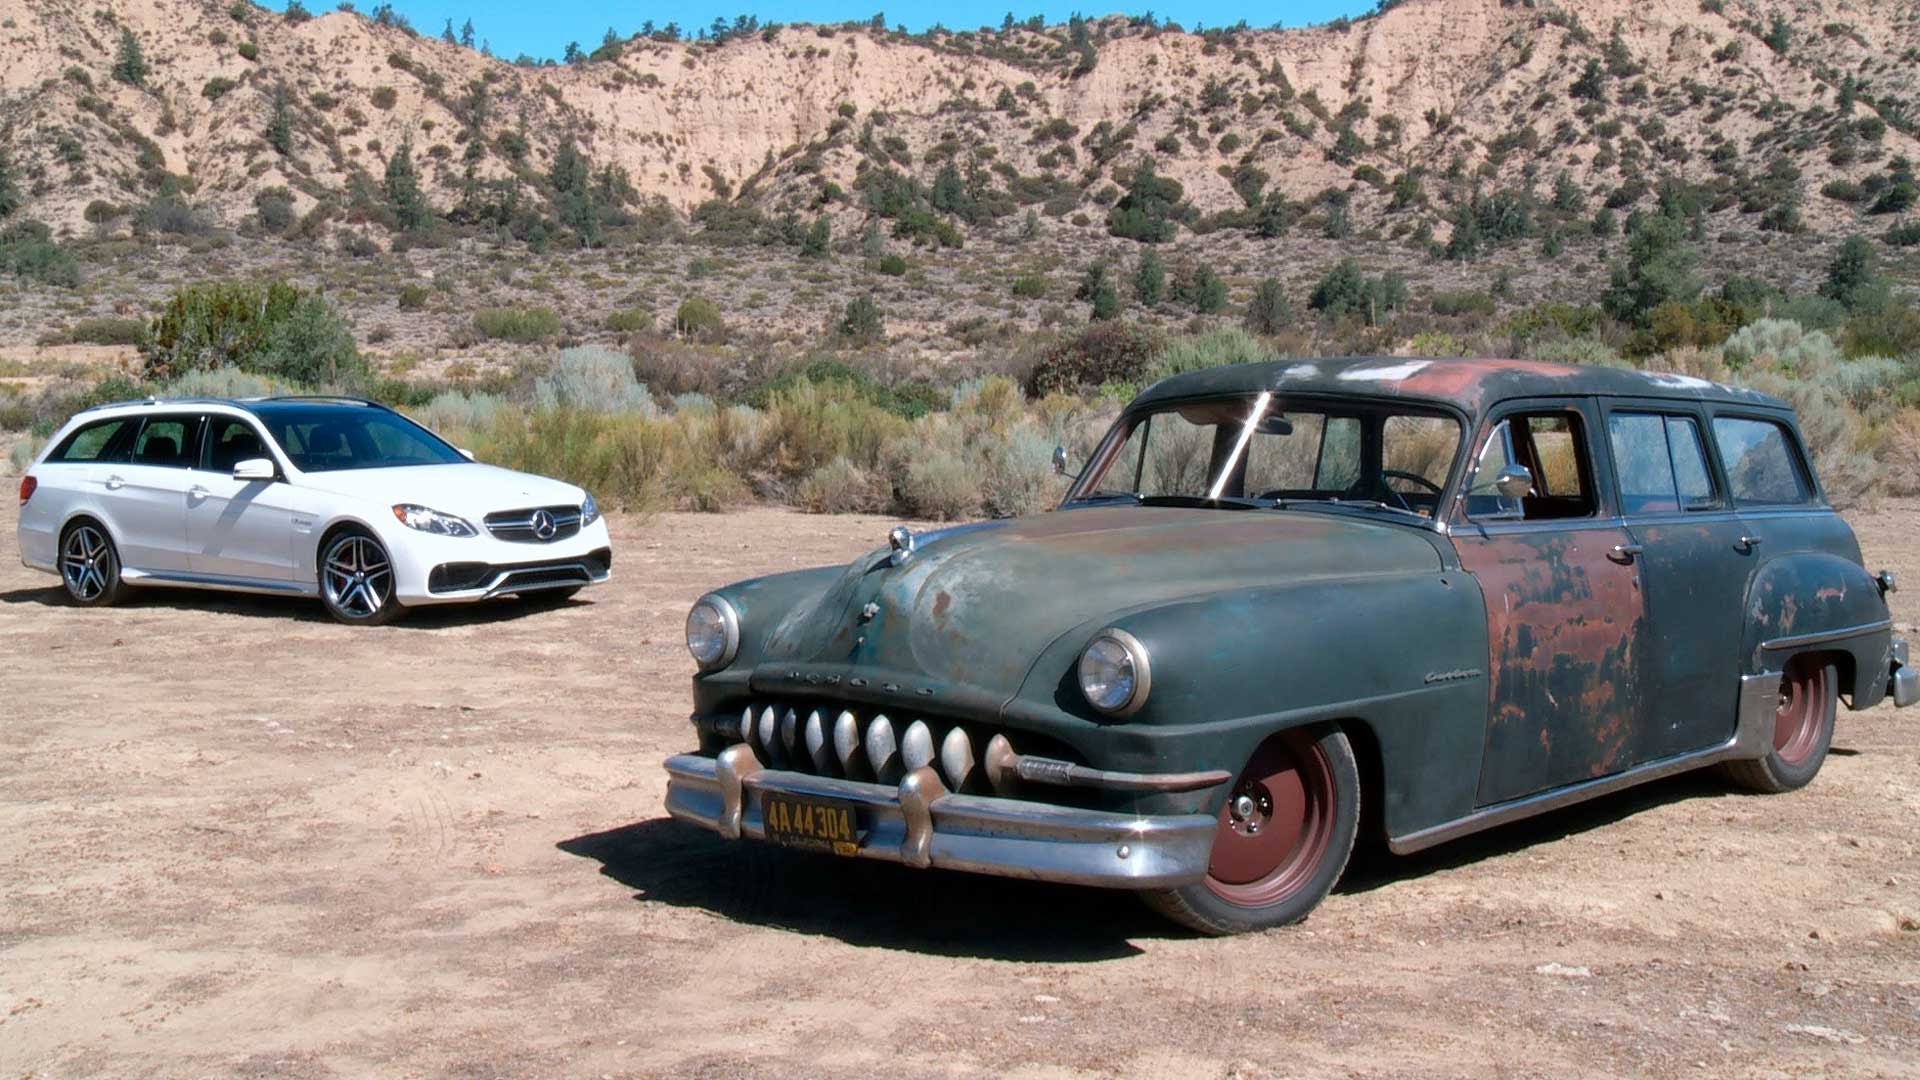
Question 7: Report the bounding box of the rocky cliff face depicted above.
[3,0,1917,243]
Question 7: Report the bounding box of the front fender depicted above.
[692,565,845,713]
[1006,571,1492,835]
[1742,552,1894,707]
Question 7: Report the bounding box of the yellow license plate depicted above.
[761,792,864,856]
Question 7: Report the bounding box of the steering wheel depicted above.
[1383,469,1443,496]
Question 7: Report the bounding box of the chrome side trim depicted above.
[1759,619,1893,652]
[664,752,1217,889]
[1390,676,1780,856]
[120,567,318,596]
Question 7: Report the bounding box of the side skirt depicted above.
[120,567,319,597]
[1387,671,1781,855]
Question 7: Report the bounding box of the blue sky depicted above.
[275,1,1376,60]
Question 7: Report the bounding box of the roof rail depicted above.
[250,395,394,411]
[74,395,245,414]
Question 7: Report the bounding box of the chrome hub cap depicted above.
[322,536,392,619]
[61,526,110,600]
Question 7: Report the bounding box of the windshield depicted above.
[1070,394,1462,519]
[250,404,467,472]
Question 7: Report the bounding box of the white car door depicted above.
[186,415,301,582]
[111,413,206,573]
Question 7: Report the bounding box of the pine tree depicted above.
[442,18,457,43]
[384,140,432,233]
[460,19,476,47]
[264,82,294,155]
[1132,249,1165,306]
[0,145,20,220]
[112,28,147,86]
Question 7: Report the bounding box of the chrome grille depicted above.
[484,505,582,543]
[718,701,1079,797]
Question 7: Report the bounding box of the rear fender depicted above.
[1742,552,1892,708]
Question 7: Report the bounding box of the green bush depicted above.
[1431,290,1498,317]
[1154,327,1265,380]
[1027,322,1165,395]
[396,283,430,310]
[796,456,891,513]
[473,305,561,342]
[64,317,149,346]
[146,280,364,386]
[837,295,884,343]
[606,306,653,333]
[0,220,81,287]
[1308,259,1407,325]
[533,346,658,414]
[1244,278,1292,335]
[673,296,726,341]
[1011,269,1048,299]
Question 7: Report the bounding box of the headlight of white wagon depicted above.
[580,492,601,527]
[686,594,740,671]
[1078,628,1151,716]
[391,504,477,537]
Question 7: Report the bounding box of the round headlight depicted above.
[686,595,740,671]
[1078,628,1150,716]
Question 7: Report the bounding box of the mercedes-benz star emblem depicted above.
[530,509,557,540]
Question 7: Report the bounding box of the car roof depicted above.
[73,396,392,420]
[1131,356,1787,418]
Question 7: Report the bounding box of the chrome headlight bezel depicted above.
[1078,627,1151,716]
[391,504,478,537]
[686,594,741,672]
[580,492,601,528]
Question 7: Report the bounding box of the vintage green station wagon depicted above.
[664,357,1914,933]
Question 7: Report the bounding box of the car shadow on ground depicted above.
[557,818,1165,961]
[0,583,591,628]
[566,763,1831,953]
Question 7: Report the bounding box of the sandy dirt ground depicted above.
[0,499,1917,1079]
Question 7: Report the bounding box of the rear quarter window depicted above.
[51,417,136,463]
[1713,416,1811,505]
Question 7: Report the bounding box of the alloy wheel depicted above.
[322,535,393,619]
[62,525,111,601]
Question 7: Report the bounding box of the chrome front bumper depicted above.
[663,746,1216,889]
[1891,636,1918,708]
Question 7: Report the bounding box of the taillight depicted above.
[18,475,35,504]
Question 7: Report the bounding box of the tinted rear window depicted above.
[52,417,137,463]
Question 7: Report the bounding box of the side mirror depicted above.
[232,457,277,482]
[1052,445,1069,476]
[459,448,477,461]
[1494,464,1534,500]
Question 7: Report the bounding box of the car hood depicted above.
[756,505,1444,701]
[292,463,585,518]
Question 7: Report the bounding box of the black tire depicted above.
[1720,659,1836,794]
[317,528,405,626]
[59,519,130,607]
[1142,726,1360,935]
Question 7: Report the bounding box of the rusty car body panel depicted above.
[663,357,1912,888]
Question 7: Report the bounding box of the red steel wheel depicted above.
[1772,658,1830,767]
[1142,726,1359,935]
[1205,729,1337,906]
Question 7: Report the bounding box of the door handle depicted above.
[1737,535,1764,552]
[188,486,210,499]
[1608,543,1644,564]
[104,475,125,490]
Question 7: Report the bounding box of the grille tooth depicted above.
[738,707,754,746]
[779,708,799,755]
[865,714,902,783]
[803,709,833,774]
[833,710,865,778]
[757,705,784,767]
[901,721,935,772]
[939,726,976,791]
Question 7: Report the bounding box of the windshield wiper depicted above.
[1066,489,1143,505]
[1138,494,1266,511]
[1309,497,1428,520]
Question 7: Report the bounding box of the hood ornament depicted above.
[887,525,915,566]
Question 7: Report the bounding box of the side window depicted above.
[131,415,205,469]
[1464,410,1596,521]
[1713,417,1811,505]
[52,418,136,463]
[205,416,271,472]
[1609,413,1719,515]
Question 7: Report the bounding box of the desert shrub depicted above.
[606,306,652,333]
[417,390,510,434]
[370,86,398,109]
[472,305,560,342]
[674,296,726,341]
[161,367,292,398]
[1309,259,1408,325]
[146,280,364,386]
[980,423,1059,517]
[837,295,884,343]
[901,451,982,519]
[1027,321,1165,395]
[796,456,891,513]
[202,77,237,100]
[1884,222,1920,248]
[396,283,429,310]
[1154,327,1266,380]
[1243,278,1292,335]
[135,196,216,237]
[253,188,295,233]
[761,378,910,480]
[749,359,944,420]
[1843,303,1920,358]
[0,220,82,287]
[1722,319,1840,373]
[1431,289,1497,317]
[1531,337,1626,368]
[533,346,659,414]
[1011,269,1048,298]
[1406,330,1469,357]
[64,317,149,346]
[9,439,36,473]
